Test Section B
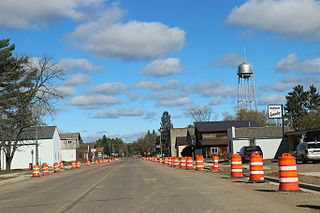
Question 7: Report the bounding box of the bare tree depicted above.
[0,40,63,170]
[188,106,212,122]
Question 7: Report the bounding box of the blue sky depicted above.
[1,0,320,142]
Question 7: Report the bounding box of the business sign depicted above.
[268,104,282,119]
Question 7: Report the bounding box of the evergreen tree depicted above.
[160,111,173,156]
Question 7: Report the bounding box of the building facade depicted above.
[60,132,82,162]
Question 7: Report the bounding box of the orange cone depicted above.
[278,153,300,191]
[86,160,91,166]
[32,165,41,177]
[53,162,60,173]
[210,155,219,171]
[231,154,243,178]
[76,160,81,168]
[42,163,49,175]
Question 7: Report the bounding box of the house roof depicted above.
[19,126,57,140]
[195,120,259,132]
[60,132,82,142]
[175,136,187,147]
[234,126,291,139]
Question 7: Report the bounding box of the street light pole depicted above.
[35,126,39,165]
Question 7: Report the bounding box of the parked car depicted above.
[238,146,263,162]
[293,141,320,163]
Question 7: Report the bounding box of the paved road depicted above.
[0,158,319,213]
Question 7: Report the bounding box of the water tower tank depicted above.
[237,63,253,78]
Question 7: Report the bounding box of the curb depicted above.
[265,176,320,192]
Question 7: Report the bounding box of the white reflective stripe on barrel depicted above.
[279,166,297,171]
[196,165,204,167]
[250,162,263,166]
[231,161,242,165]
[231,169,242,172]
[214,160,218,163]
[279,177,298,182]
[250,171,264,174]
[196,160,203,163]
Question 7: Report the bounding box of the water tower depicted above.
[237,62,257,111]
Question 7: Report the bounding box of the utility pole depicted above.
[35,126,39,165]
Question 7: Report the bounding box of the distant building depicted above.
[60,132,82,162]
[228,126,291,159]
[0,126,61,169]
[175,136,187,157]
[194,120,259,159]
[170,128,187,156]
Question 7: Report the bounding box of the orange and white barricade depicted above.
[278,153,300,191]
[249,153,265,182]
[186,157,193,170]
[32,165,41,177]
[53,162,60,173]
[42,163,49,175]
[180,157,186,169]
[196,155,204,171]
[231,154,243,178]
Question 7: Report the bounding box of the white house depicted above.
[60,132,81,162]
[0,126,61,170]
[227,126,289,159]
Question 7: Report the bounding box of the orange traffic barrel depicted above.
[278,153,300,191]
[164,157,168,165]
[186,157,193,170]
[171,157,177,167]
[53,162,60,173]
[210,155,219,171]
[249,153,265,182]
[231,154,243,178]
[59,161,64,169]
[168,157,172,166]
[95,160,99,164]
[86,160,91,166]
[76,160,81,168]
[42,163,49,175]
[32,165,41,177]
[196,155,204,171]
[180,157,186,169]
[72,161,77,169]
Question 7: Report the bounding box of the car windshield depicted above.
[307,143,320,149]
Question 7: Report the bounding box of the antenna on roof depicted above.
[243,47,247,63]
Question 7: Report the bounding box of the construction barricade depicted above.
[32,165,41,177]
[180,157,186,169]
[53,162,60,173]
[60,161,64,170]
[248,153,265,183]
[86,160,91,166]
[42,163,49,175]
[72,161,77,169]
[278,153,300,191]
[168,157,172,167]
[186,157,193,170]
[76,160,81,168]
[210,155,219,171]
[231,154,243,178]
[173,157,179,168]
[196,155,204,171]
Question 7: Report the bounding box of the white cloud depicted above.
[209,98,222,106]
[258,94,286,105]
[214,53,245,68]
[276,54,320,73]
[157,97,191,107]
[141,58,183,77]
[82,130,108,142]
[109,131,146,143]
[0,0,103,29]
[56,86,75,96]
[94,108,144,119]
[194,81,237,97]
[58,58,103,73]
[226,0,320,39]
[68,95,121,109]
[65,74,90,86]
[135,80,180,91]
[88,82,127,94]
[66,5,185,60]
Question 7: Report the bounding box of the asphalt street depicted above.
[0,158,319,213]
